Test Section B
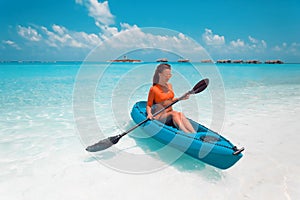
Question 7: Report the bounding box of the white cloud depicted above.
[104,28,186,50]
[74,32,102,47]
[97,24,119,40]
[52,24,67,35]
[17,25,42,41]
[282,42,287,48]
[87,27,208,61]
[248,36,258,43]
[41,25,102,48]
[291,42,300,47]
[272,43,287,52]
[13,1,206,60]
[290,43,300,55]
[272,42,300,55]
[120,23,136,30]
[2,40,21,50]
[201,29,271,59]
[248,36,267,49]
[202,28,225,46]
[262,40,267,48]
[230,39,245,48]
[229,37,267,53]
[273,45,281,51]
[76,0,115,27]
[4,0,299,62]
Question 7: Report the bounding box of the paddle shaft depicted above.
[85,79,209,152]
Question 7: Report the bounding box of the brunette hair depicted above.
[152,63,171,85]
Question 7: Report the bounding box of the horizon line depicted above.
[1,60,299,64]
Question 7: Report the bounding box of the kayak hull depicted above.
[130,101,243,169]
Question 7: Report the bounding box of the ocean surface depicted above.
[1,62,300,199]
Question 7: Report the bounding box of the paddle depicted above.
[86,78,209,152]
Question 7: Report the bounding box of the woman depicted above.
[146,63,195,133]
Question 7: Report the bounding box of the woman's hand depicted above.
[147,113,154,120]
[147,113,153,120]
[146,105,154,119]
[181,93,190,100]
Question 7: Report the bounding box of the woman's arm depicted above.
[169,83,189,101]
[146,105,153,119]
[147,87,154,119]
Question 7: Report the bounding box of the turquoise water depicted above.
[1,63,300,199]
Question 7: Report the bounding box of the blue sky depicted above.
[1,0,300,62]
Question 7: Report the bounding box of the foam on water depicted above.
[0,63,300,199]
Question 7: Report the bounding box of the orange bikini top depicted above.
[147,84,175,107]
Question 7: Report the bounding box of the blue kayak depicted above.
[130,101,244,169]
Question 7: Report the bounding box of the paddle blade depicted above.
[86,135,122,152]
[191,78,209,94]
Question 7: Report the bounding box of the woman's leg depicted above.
[158,111,191,133]
[157,111,195,133]
[170,111,194,133]
[178,112,196,133]
[177,112,196,133]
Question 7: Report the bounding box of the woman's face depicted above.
[159,69,172,83]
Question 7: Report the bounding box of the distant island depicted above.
[109,56,142,63]
[201,59,214,63]
[215,59,284,64]
[177,58,190,63]
[156,58,168,62]
[0,59,286,64]
[156,58,284,64]
[264,60,284,64]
